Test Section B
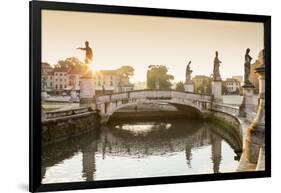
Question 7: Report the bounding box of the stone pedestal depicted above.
[80,72,96,108]
[244,65,265,164]
[184,83,194,92]
[239,85,255,117]
[211,80,222,102]
[71,90,78,101]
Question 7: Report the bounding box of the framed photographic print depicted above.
[30,0,271,192]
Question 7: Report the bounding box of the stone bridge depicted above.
[84,89,242,124]
[93,90,216,122]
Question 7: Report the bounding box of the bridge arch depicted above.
[95,90,213,123]
[107,101,205,122]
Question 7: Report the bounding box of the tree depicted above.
[146,65,174,89]
[116,66,135,87]
[175,81,185,91]
[56,57,87,73]
[117,66,134,78]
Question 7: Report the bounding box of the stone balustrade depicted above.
[44,107,95,120]
[93,90,213,122]
[212,103,240,117]
[42,107,100,146]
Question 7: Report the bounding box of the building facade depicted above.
[69,69,81,91]
[192,75,212,94]
[53,68,70,92]
[94,70,120,95]
[41,63,54,91]
[223,78,241,95]
[41,63,133,96]
[232,75,243,85]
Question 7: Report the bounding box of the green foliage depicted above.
[175,81,185,91]
[55,57,88,73]
[117,66,134,77]
[146,65,174,89]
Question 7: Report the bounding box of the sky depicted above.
[42,10,264,83]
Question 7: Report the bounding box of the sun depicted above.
[89,62,102,76]
[90,62,103,71]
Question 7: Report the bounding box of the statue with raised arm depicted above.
[77,41,93,65]
[213,51,222,81]
[185,60,192,84]
[244,48,253,85]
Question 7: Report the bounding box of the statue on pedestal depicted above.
[77,41,93,65]
[213,51,222,81]
[42,77,47,91]
[244,48,253,85]
[185,60,193,84]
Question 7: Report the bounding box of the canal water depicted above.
[42,119,242,184]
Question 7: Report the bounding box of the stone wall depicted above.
[207,109,243,154]
[42,110,100,146]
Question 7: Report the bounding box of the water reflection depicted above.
[42,119,242,184]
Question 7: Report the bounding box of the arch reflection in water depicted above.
[42,119,242,184]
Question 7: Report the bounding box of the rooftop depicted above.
[224,78,240,82]
[53,68,70,73]
[42,62,52,69]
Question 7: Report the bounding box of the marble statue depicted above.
[213,51,222,81]
[185,60,192,84]
[77,41,93,65]
[244,48,253,85]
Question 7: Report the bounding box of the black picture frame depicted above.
[30,1,271,192]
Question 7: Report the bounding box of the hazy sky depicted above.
[42,10,264,82]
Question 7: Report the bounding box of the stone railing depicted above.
[44,107,95,120]
[96,89,212,104]
[42,107,100,146]
[211,103,240,117]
